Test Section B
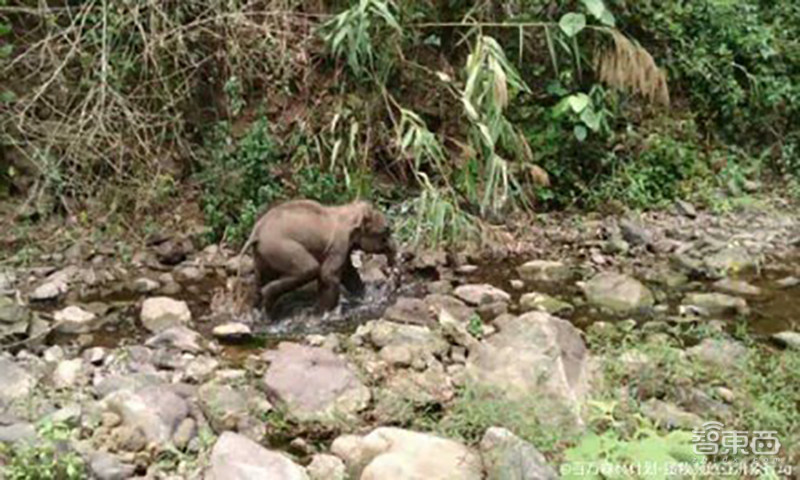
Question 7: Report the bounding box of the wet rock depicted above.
[332,427,482,480]
[198,382,263,439]
[0,358,36,404]
[582,272,654,314]
[465,312,593,429]
[686,338,747,371]
[384,297,433,326]
[619,217,653,246]
[454,284,511,306]
[703,247,755,277]
[102,385,190,447]
[262,342,370,422]
[519,292,574,316]
[54,305,101,334]
[306,454,346,480]
[140,297,191,333]
[641,399,703,430]
[30,280,67,301]
[0,422,36,444]
[132,277,160,293]
[207,431,309,480]
[145,326,206,353]
[712,279,761,297]
[682,292,749,317]
[517,260,571,284]
[480,427,558,480]
[89,451,136,480]
[52,358,85,389]
[675,200,697,219]
[772,331,800,350]
[212,322,252,341]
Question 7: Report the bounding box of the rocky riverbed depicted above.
[0,199,799,479]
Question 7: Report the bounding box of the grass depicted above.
[0,421,85,480]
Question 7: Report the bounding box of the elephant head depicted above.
[349,201,397,264]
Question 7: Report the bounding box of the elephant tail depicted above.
[236,217,261,282]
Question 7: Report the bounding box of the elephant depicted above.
[237,199,397,314]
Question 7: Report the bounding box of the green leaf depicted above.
[0,44,12,58]
[580,108,601,131]
[574,125,588,141]
[0,90,16,103]
[568,93,591,113]
[0,23,11,36]
[581,0,616,26]
[559,13,586,37]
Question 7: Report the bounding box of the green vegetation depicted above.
[0,421,85,480]
[1,1,798,246]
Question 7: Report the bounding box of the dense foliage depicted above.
[1,0,798,244]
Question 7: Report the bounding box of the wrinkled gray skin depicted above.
[238,199,397,313]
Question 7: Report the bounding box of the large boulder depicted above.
[331,427,482,480]
[140,297,191,333]
[206,431,308,480]
[480,427,558,480]
[582,272,654,314]
[465,312,593,429]
[263,343,370,422]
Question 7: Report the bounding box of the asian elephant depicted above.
[238,199,397,313]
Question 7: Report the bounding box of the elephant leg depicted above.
[341,254,365,297]
[257,241,319,312]
[253,254,278,308]
[317,246,350,312]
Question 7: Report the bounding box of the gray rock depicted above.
[0,358,36,405]
[465,312,593,429]
[384,297,433,326]
[172,417,196,450]
[619,217,653,246]
[0,422,36,444]
[682,292,749,317]
[582,272,654,314]
[480,427,558,480]
[686,338,748,371]
[641,399,703,430]
[94,373,164,398]
[145,326,206,353]
[212,322,252,341]
[140,297,191,333]
[54,305,101,334]
[424,294,475,324]
[332,427,482,480]
[0,296,28,324]
[103,385,190,447]
[772,331,800,350]
[703,248,756,277]
[712,279,761,297]
[306,454,346,480]
[263,343,370,422]
[89,452,136,480]
[0,271,15,294]
[132,277,160,293]
[83,347,107,365]
[176,266,205,283]
[519,292,574,315]
[363,320,449,366]
[198,382,263,439]
[185,357,220,383]
[776,276,800,289]
[454,284,511,306]
[517,260,571,283]
[52,358,85,389]
[206,431,309,480]
[30,280,67,301]
[675,200,697,219]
